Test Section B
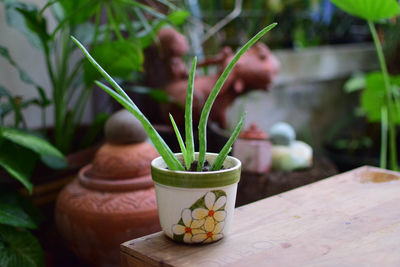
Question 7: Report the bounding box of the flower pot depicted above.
[151,153,241,244]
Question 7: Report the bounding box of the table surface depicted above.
[120,166,400,267]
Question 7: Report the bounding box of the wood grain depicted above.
[120,166,400,266]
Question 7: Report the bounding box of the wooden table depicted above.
[120,166,400,266]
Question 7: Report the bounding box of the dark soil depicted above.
[166,160,225,171]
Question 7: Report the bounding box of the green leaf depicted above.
[0,127,64,159]
[185,57,196,168]
[330,0,400,21]
[15,6,50,45]
[197,23,277,171]
[167,10,189,25]
[0,46,36,86]
[0,189,44,226]
[35,87,51,107]
[57,0,98,25]
[0,224,44,267]
[210,113,246,171]
[0,203,37,229]
[40,155,68,170]
[344,73,366,93]
[138,10,189,49]
[361,72,400,124]
[0,140,36,193]
[169,114,188,167]
[83,40,144,86]
[0,85,12,99]
[2,0,42,48]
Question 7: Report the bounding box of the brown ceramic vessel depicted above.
[55,142,161,267]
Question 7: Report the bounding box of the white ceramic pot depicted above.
[151,153,241,244]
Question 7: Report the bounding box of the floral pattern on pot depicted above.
[172,190,227,244]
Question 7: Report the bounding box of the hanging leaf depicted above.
[0,140,36,193]
[0,46,36,86]
[15,7,50,44]
[0,127,64,159]
[2,0,43,48]
[330,0,400,21]
[0,225,44,267]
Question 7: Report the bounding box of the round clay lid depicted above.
[87,142,159,180]
[239,123,269,140]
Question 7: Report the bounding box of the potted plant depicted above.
[73,22,277,244]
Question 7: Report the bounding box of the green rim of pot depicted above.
[151,153,241,188]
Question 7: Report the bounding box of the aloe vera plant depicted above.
[72,23,277,171]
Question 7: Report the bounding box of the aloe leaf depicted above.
[185,57,197,167]
[169,114,189,168]
[95,81,184,171]
[197,23,277,171]
[74,36,184,170]
[210,112,246,171]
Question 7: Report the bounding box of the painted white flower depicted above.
[192,221,224,243]
[192,192,226,228]
[172,209,204,243]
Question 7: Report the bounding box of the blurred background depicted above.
[0,0,399,266]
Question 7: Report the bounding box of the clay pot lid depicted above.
[86,142,159,180]
[239,123,269,140]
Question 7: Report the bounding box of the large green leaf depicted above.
[0,225,44,267]
[0,46,36,86]
[84,40,143,86]
[0,203,36,229]
[57,0,98,25]
[330,0,400,21]
[0,127,64,159]
[0,189,44,226]
[2,0,42,48]
[0,140,36,193]
[361,72,400,123]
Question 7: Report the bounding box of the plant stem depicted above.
[368,21,398,171]
[106,3,124,41]
[380,106,388,169]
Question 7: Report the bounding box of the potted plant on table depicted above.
[73,22,277,244]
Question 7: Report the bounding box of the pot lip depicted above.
[151,152,241,174]
[151,153,241,188]
[79,164,154,192]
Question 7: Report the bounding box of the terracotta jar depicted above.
[233,123,272,174]
[55,110,161,267]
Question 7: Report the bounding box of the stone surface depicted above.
[105,109,148,144]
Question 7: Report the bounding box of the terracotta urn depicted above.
[233,123,272,174]
[55,110,161,267]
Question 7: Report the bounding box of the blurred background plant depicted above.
[328,0,400,171]
[178,0,371,58]
[0,0,187,154]
[0,0,187,265]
